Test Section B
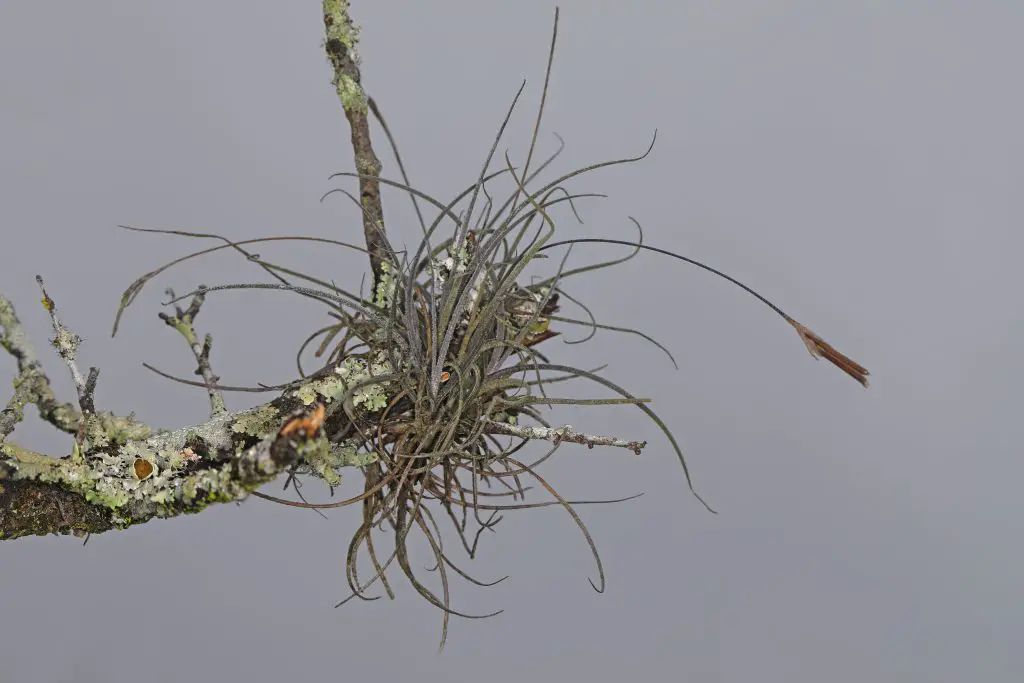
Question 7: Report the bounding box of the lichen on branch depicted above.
[0,289,390,539]
[322,0,389,284]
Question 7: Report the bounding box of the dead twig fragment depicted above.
[482,419,647,455]
[35,275,98,414]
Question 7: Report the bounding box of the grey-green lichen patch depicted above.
[335,74,367,114]
[323,0,367,115]
[294,374,347,407]
[79,440,197,510]
[292,355,393,410]
[323,0,360,54]
[302,438,378,486]
[336,442,378,468]
[51,327,82,361]
[373,259,396,308]
[78,412,153,452]
[1,442,81,482]
[356,155,379,178]
[335,354,392,411]
[0,296,28,353]
[176,465,240,505]
[351,379,388,411]
[145,412,235,454]
[230,405,280,438]
[298,436,340,486]
[452,242,472,273]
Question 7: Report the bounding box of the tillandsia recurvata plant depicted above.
[0,4,868,649]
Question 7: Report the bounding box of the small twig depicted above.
[0,295,41,374]
[1,295,95,437]
[0,394,23,440]
[159,286,227,418]
[0,296,43,440]
[35,276,97,416]
[481,419,647,456]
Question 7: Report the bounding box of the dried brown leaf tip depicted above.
[278,402,327,439]
[788,318,870,387]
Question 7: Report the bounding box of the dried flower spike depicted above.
[788,318,870,387]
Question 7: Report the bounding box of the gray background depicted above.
[2,1,1021,681]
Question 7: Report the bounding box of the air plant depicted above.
[111,9,867,650]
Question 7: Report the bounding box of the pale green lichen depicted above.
[335,74,367,114]
[77,412,153,451]
[51,327,81,359]
[373,259,396,308]
[324,0,360,53]
[453,244,472,272]
[77,440,195,510]
[355,155,379,177]
[336,442,378,468]
[335,354,391,382]
[336,354,392,411]
[295,374,348,406]
[352,380,388,411]
[85,486,131,510]
[165,448,190,470]
[230,405,280,437]
[178,466,238,505]
[299,436,340,486]
[1,443,80,481]
[303,438,378,486]
[293,355,393,410]
[323,0,367,115]
[285,355,393,481]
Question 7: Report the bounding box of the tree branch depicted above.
[0,293,380,540]
[158,286,228,418]
[0,293,81,439]
[323,0,389,283]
